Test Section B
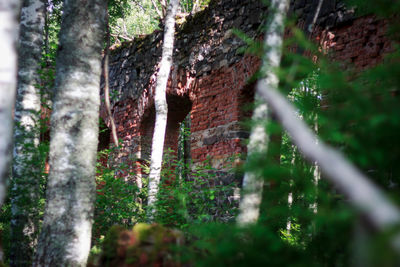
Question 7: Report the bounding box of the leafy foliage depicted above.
[153,151,238,228]
[92,148,146,245]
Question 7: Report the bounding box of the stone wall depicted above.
[100,0,391,176]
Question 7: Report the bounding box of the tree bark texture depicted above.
[33,0,106,265]
[0,0,21,209]
[147,0,179,220]
[10,0,45,265]
[237,0,290,226]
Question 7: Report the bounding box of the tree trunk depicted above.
[104,13,119,147]
[237,0,290,226]
[10,0,46,266]
[236,102,269,226]
[33,0,106,265]
[0,0,21,262]
[0,0,21,209]
[147,0,179,221]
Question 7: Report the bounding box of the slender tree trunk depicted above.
[10,0,46,266]
[104,13,119,147]
[147,0,179,221]
[33,0,106,265]
[151,0,163,19]
[285,145,296,234]
[160,0,168,18]
[236,102,269,226]
[0,0,21,262]
[237,0,290,227]
[310,114,320,214]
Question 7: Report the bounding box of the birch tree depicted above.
[0,1,21,263]
[10,0,46,265]
[237,0,290,226]
[147,0,179,220]
[33,0,106,265]
[0,0,21,209]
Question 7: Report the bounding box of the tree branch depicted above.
[150,0,163,18]
[104,16,119,147]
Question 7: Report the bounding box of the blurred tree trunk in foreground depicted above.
[237,0,290,226]
[0,0,21,210]
[0,0,21,263]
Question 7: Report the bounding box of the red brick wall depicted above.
[314,15,391,69]
[100,13,392,173]
[190,55,260,167]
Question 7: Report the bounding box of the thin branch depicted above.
[110,33,133,41]
[151,0,163,18]
[160,0,167,18]
[104,15,119,147]
[131,0,145,11]
[308,0,324,33]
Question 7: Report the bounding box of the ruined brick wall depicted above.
[100,0,391,178]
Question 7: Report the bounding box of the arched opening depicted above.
[98,118,111,152]
[139,94,192,162]
[98,118,112,168]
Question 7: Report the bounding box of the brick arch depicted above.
[138,93,192,161]
[98,117,111,152]
[238,81,256,122]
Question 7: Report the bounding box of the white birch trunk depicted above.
[0,0,21,263]
[236,103,268,226]
[286,145,296,234]
[10,0,45,265]
[33,0,106,265]
[147,0,179,220]
[237,0,290,227]
[0,0,21,209]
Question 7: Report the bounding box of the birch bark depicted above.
[237,0,290,226]
[0,0,21,209]
[10,0,45,265]
[147,0,179,220]
[33,0,106,265]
